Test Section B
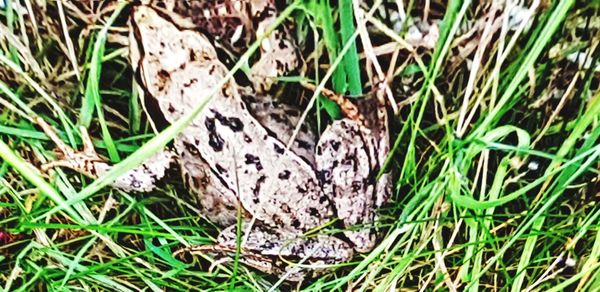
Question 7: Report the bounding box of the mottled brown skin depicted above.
[40,3,391,280]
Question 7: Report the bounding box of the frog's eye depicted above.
[182,141,200,156]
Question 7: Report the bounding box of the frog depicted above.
[38,3,391,280]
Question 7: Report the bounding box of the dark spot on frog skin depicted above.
[244,154,263,171]
[351,181,362,192]
[319,196,329,203]
[316,145,322,155]
[189,49,197,62]
[183,78,198,87]
[269,113,286,124]
[278,39,288,50]
[341,152,359,170]
[309,208,319,217]
[205,117,216,131]
[226,117,243,131]
[158,69,170,79]
[252,175,266,200]
[331,141,341,151]
[291,219,301,228]
[296,186,307,194]
[316,169,331,184]
[273,143,284,154]
[205,118,224,152]
[243,134,252,143]
[275,60,284,71]
[278,170,290,179]
[211,111,244,131]
[131,179,141,189]
[155,70,170,91]
[261,240,277,250]
[272,214,284,226]
[215,163,226,174]
[220,86,228,97]
[296,139,312,150]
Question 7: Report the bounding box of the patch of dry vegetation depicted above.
[1,0,599,290]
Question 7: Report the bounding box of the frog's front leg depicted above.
[37,118,176,192]
[316,119,378,253]
[315,95,391,253]
[181,223,354,281]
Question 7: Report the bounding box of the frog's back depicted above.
[131,5,333,231]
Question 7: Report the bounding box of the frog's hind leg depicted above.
[37,117,176,192]
[178,224,353,281]
[181,243,306,281]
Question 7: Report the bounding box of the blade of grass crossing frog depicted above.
[39,0,302,220]
[285,7,369,149]
[317,0,345,119]
[80,2,126,162]
[339,0,361,95]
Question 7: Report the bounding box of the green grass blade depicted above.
[79,2,126,162]
[319,0,347,93]
[339,0,361,95]
[469,0,576,139]
[511,89,600,291]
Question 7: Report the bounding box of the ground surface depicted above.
[0,0,599,291]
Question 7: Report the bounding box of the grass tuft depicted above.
[1,0,599,290]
